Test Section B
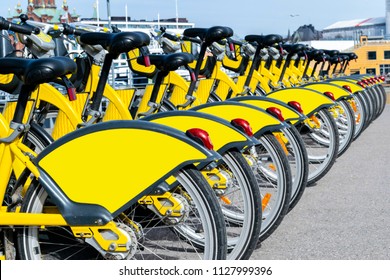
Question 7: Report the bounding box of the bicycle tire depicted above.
[280,125,309,212]
[361,88,375,126]
[351,93,367,141]
[371,85,386,120]
[218,150,262,260]
[296,108,339,185]
[375,84,387,117]
[22,123,53,152]
[249,132,292,242]
[334,99,355,157]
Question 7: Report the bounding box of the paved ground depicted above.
[251,94,390,260]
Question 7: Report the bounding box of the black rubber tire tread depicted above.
[336,99,355,157]
[224,150,262,260]
[283,125,309,212]
[351,93,367,141]
[298,108,339,185]
[257,133,292,243]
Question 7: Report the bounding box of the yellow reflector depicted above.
[356,114,361,124]
[220,196,232,205]
[275,133,289,155]
[262,193,272,211]
[310,115,321,127]
[350,100,358,112]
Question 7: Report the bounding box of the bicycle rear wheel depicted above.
[334,100,355,157]
[280,125,308,212]
[217,150,262,260]
[296,108,339,185]
[247,132,292,242]
[351,93,367,140]
[17,166,227,260]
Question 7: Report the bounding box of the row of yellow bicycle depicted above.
[0,15,386,260]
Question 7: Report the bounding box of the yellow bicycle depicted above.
[0,18,227,260]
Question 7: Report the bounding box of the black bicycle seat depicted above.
[80,31,150,56]
[183,26,233,45]
[282,44,306,55]
[340,52,358,60]
[306,49,323,60]
[137,52,194,72]
[323,49,339,57]
[0,56,76,85]
[245,34,283,47]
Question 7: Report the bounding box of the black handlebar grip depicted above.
[73,28,89,36]
[181,35,202,44]
[62,23,89,36]
[0,16,39,35]
[163,32,180,42]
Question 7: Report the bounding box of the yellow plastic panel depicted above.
[148,115,247,151]
[267,88,335,116]
[193,103,281,133]
[302,83,351,100]
[329,80,364,93]
[38,126,207,213]
[237,99,301,121]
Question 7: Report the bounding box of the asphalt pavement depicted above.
[251,101,390,260]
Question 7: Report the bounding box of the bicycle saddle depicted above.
[80,31,150,56]
[327,56,341,64]
[323,49,339,57]
[282,44,306,55]
[340,52,358,60]
[306,49,323,60]
[244,34,283,48]
[183,26,233,45]
[338,55,350,62]
[137,52,194,72]
[0,57,76,86]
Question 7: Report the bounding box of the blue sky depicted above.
[1,0,386,37]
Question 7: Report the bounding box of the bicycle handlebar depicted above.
[162,32,180,42]
[0,16,40,35]
[181,35,202,44]
[61,23,89,36]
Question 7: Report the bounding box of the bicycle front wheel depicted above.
[217,150,262,260]
[296,108,339,185]
[333,99,355,157]
[17,166,227,260]
[248,132,292,242]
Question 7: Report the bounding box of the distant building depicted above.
[290,24,322,42]
[311,0,390,76]
[345,38,390,76]
[322,17,385,40]
[7,0,79,23]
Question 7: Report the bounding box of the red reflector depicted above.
[324,91,335,100]
[229,42,234,51]
[143,55,151,67]
[186,128,214,150]
[342,85,352,93]
[266,107,285,122]
[231,118,253,137]
[288,101,304,114]
[190,71,196,82]
[67,87,77,101]
[357,81,365,88]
